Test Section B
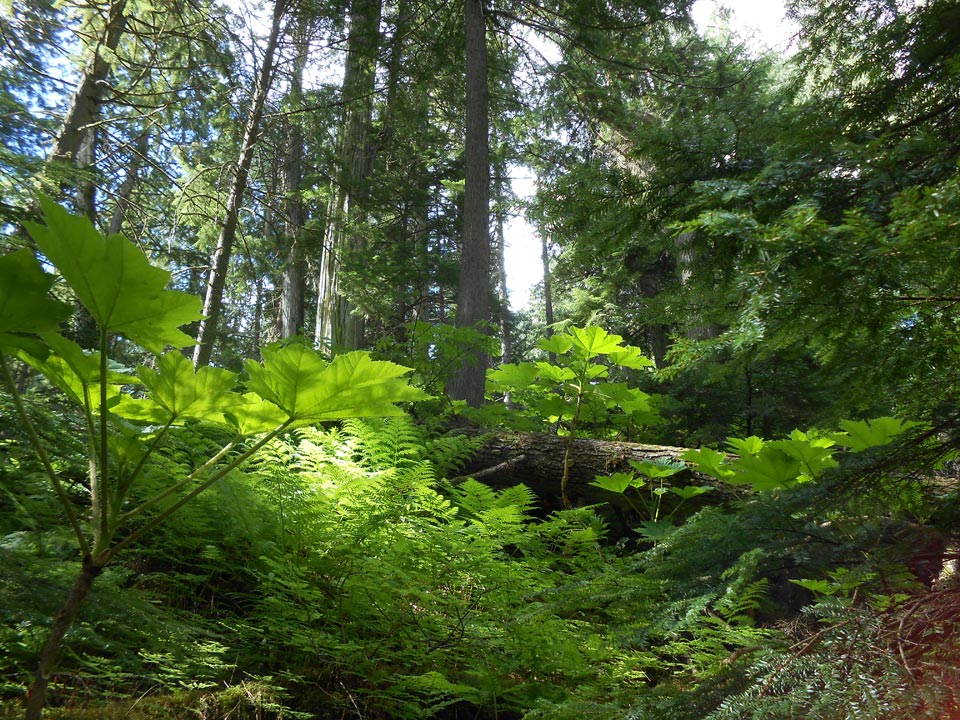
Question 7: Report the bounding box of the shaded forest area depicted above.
[2,0,960,718]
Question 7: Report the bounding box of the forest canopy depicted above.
[2,0,960,718]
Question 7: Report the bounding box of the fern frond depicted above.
[426,432,487,476]
[492,483,538,515]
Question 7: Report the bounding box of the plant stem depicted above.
[0,354,89,556]
[97,327,110,549]
[110,422,290,555]
[117,437,237,525]
[113,417,175,513]
[24,553,105,720]
[560,384,585,510]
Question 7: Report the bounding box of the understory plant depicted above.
[0,197,429,718]
[480,325,660,508]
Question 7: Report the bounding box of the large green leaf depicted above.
[589,472,638,494]
[830,417,922,451]
[537,334,573,356]
[629,458,685,479]
[0,248,70,352]
[113,351,244,425]
[19,334,134,410]
[534,361,576,383]
[223,393,292,436]
[681,447,734,480]
[768,430,838,478]
[25,196,202,352]
[608,345,654,369]
[567,326,625,357]
[729,448,802,491]
[245,346,430,426]
[487,362,541,391]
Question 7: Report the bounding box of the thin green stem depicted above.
[0,353,90,556]
[117,436,237,525]
[81,382,101,545]
[96,327,110,550]
[110,421,291,557]
[560,380,585,511]
[113,416,176,513]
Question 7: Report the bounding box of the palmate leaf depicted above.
[590,472,639,494]
[0,248,71,353]
[669,485,713,501]
[608,345,654,369]
[25,195,202,352]
[681,446,734,480]
[567,325,625,357]
[19,333,135,410]
[223,393,290,436]
[534,361,576,383]
[245,345,430,427]
[113,351,245,425]
[630,458,685,479]
[830,416,922,451]
[486,361,540,391]
[537,333,573,356]
[729,448,802,491]
[768,430,838,477]
[727,435,765,455]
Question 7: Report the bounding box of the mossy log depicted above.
[454,429,739,511]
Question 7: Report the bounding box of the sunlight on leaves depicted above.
[26,195,202,352]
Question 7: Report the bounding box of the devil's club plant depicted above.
[0,196,429,719]
[483,325,660,508]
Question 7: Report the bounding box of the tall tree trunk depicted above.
[315,0,382,352]
[493,166,512,364]
[108,130,148,236]
[48,0,127,167]
[280,34,307,339]
[447,0,491,407]
[193,0,286,367]
[675,230,719,341]
[43,0,127,350]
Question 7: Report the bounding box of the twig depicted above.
[449,454,528,485]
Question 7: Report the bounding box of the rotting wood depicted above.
[455,428,740,509]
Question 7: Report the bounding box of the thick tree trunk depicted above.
[48,0,127,166]
[46,0,127,350]
[448,0,491,407]
[315,0,382,352]
[456,428,736,510]
[493,165,512,364]
[108,131,149,236]
[24,555,105,720]
[193,0,285,367]
[280,36,307,339]
[675,231,719,342]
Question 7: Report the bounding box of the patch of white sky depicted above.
[503,0,797,311]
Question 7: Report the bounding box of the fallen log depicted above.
[454,428,739,511]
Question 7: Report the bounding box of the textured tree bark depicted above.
[456,428,737,509]
[280,32,307,339]
[315,0,383,352]
[108,131,149,236]
[493,166,513,365]
[448,0,491,407]
[193,0,286,367]
[48,0,127,166]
